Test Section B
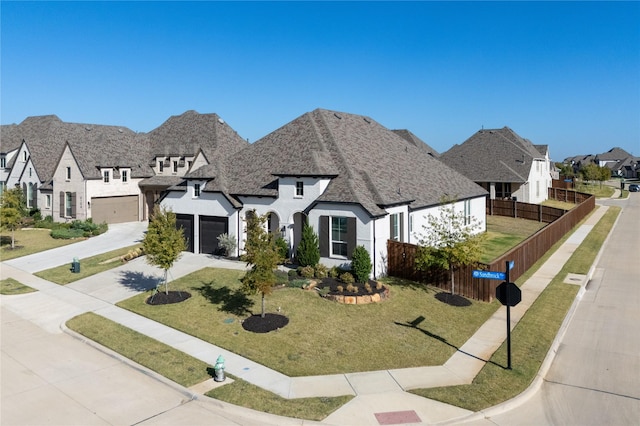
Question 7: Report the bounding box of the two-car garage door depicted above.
[91,196,139,224]
[175,214,228,255]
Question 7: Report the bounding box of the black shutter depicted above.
[59,191,65,217]
[32,184,37,209]
[71,192,77,218]
[400,212,404,243]
[347,217,356,259]
[319,216,329,257]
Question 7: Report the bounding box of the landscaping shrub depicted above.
[328,266,341,279]
[274,270,289,285]
[339,272,355,285]
[287,269,298,278]
[296,223,320,267]
[350,245,372,283]
[50,228,85,239]
[216,233,237,257]
[275,236,289,261]
[287,279,309,289]
[314,263,328,278]
[35,215,55,229]
[298,265,315,279]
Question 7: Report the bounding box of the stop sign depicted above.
[496,282,521,306]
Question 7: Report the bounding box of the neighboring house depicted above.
[161,108,487,278]
[1,111,248,224]
[440,127,552,204]
[140,110,248,220]
[564,148,639,179]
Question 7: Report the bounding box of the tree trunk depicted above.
[261,293,265,318]
[164,269,169,295]
[450,267,455,295]
[11,229,15,249]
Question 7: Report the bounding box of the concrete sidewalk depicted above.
[0,205,610,425]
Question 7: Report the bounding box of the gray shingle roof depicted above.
[392,129,440,158]
[440,127,545,183]
[2,111,248,183]
[148,110,248,161]
[192,108,486,217]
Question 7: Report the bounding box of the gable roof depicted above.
[440,126,545,183]
[596,147,632,161]
[190,108,486,217]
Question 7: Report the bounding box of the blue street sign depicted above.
[472,270,506,280]
[508,260,514,270]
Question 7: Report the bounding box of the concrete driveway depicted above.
[3,221,148,273]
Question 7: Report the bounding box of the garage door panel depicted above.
[91,196,139,224]
[200,216,228,255]
[176,214,194,253]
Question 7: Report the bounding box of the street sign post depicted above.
[471,270,506,280]
[495,260,521,370]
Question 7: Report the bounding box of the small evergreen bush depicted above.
[50,228,85,239]
[288,279,309,289]
[328,266,340,279]
[275,236,289,261]
[296,223,320,267]
[314,263,328,278]
[350,245,372,283]
[339,272,355,285]
[299,265,315,278]
[288,269,299,278]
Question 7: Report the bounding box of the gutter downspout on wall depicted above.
[373,217,377,280]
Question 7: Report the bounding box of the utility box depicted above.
[71,257,80,273]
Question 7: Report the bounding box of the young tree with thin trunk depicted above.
[0,188,26,249]
[241,210,283,318]
[415,198,485,295]
[143,206,186,294]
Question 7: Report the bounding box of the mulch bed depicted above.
[242,313,289,333]
[314,277,386,296]
[435,292,472,307]
[146,291,192,305]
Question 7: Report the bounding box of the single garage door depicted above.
[175,214,194,253]
[91,196,139,224]
[199,216,228,255]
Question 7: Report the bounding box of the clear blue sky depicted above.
[2,1,639,161]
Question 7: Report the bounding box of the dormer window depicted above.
[173,161,178,173]
[0,156,6,168]
[194,183,201,197]
[103,170,110,183]
[159,161,164,173]
[122,170,128,183]
[295,181,304,197]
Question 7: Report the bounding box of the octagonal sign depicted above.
[496,282,521,307]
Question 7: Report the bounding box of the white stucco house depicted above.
[161,109,488,278]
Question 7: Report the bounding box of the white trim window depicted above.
[390,212,404,242]
[65,192,73,217]
[464,200,472,226]
[295,181,304,197]
[122,170,128,183]
[194,183,201,197]
[331,216,348,258]
[103,170,110,183]
[45,194,52,209]
[66,166,71,180]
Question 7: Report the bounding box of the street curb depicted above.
[437,203,622,425]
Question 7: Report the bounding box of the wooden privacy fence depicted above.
[387,190,595,302]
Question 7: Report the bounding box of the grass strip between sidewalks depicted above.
[66,312,353,421]
[0,278,37,295]
[410,206,620,411]
[35,244,143,284]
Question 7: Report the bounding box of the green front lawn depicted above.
[118,268,499,377]
[1,229,80,261]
